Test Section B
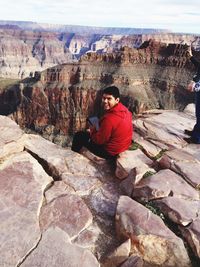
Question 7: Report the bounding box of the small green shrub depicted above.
[144,201,165,220]
[143,170,156,178]
[129,142,143,151]
[153,149,168,160]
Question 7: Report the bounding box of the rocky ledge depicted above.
[1,104,200,267]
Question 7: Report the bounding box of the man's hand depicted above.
[187,46,192,57]
[86,125,96,134]
[187,81,195,92]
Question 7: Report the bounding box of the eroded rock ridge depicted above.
[0,22,200,78]
[0,42,198,143]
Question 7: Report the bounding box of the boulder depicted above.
[132,169,199,201]
[0,151,53,267]
[115,150,154,181]
[116,196,192,267]
[159,148,200,187]
[179,218,200,258]
[154,197,200,226]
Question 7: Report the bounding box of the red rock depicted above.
[133,169,199,201]
[154,197,200,226]
[179,218,200,258]
[20,227,100,267]
[39,194,93,239]
[116,196,192,267]
[0,151,53,266]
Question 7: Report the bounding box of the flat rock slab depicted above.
[133,169,199,201]
[115,149,154,181]
[0,115,24,160]
[134,110,195,148]
[153,197,200,226]
[24,134,101,179]
[88,182,121,217]
[133,133,162,158]
[0,115,23,144]
[20,227,100,267]
[44,181,75,203]
[116,196,192,267]
[181,144,200,162]
[61,173,102,195]
[0,151,53,267]
[73,223,101,251]
[159,149,200,187]
[40,193,93,239]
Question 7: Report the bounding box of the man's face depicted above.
[102,94,119,111]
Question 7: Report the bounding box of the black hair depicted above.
[103,86,120,99]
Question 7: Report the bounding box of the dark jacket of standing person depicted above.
[191,56,200,83]
[184,47,200,144]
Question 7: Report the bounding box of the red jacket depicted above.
[91,102,133,155]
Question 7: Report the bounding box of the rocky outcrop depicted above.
[1,104,200,266]
[0,42,198,142]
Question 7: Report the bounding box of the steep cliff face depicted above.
[0,41,197,144]
[0,24,200,79]
[0,29,73,79]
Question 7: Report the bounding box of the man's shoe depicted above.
[79,147,106,164]
[183,137,193,143]
[184,129,193,136]
[183,137,200,144]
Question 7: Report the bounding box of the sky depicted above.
[0,0,200,34]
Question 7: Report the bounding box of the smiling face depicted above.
[102,93,119,111]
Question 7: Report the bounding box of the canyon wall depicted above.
[0,23,200,79]
[0,41,198,144]
[0,29,73,79]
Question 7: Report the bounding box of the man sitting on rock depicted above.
[71,86,133,160]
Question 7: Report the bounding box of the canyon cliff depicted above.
[0,21,200,79]
[0,41,199,144]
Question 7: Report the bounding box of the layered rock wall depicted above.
[0,25,200,79]
[0,29,73,79]
[0,42,197,142]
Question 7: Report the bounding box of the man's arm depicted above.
[90,117,112,145]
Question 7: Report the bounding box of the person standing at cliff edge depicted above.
[71,86,133,160]
[184,46,200,144]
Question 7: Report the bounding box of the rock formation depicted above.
[0,28,74,79]
[1,103,200,266]
[0,42,199,143]
[0,21,200,78]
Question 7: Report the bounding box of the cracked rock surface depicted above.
[1,107,200,266]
